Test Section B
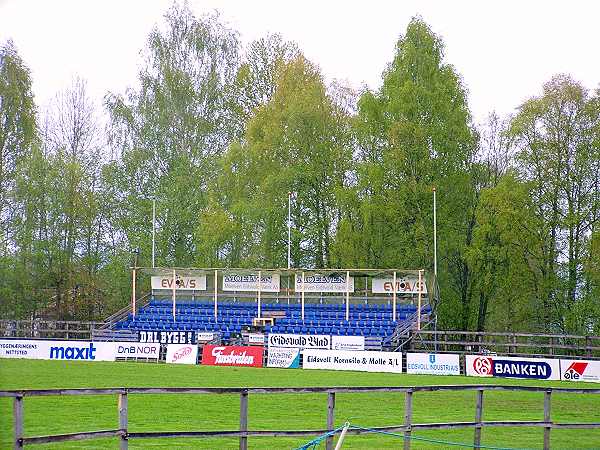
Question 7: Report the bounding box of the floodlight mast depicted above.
[287,191,292,269]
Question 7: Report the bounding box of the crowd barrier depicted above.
[2,336,600,383]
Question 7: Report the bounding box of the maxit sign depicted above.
[0,339,117,361]
[406,353,460,376]
[466,355,560,380]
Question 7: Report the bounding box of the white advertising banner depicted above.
[268,334,331,349]
[115,342,160,360]
[248,334,265,345]
[406,353,460,375]
[466,355,560,380]
[196,332,215,342]
[223,273,280,292]
[295,274,354,293]
[303,349,402,373]
[151,275,207,291]
[561,359,600,383]
[372,277,427,294]
[0,339,117,361]
[267,347,300,368]
[331,335,365,351]
[166,344,198,364]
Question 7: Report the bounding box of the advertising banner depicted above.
[115,342,160,360]
[0,339,47,359]
[197,332,215,342]
[303,349,403,373]
[267,347,300,368]
[295,274,354,293]
[248,334,265,345]
[138,330,196,344]
[466,355,560,380]
[268,334,331,350]
[331,335,365,351]
[372,277,427,294]
[166,344,198,364]
[202,345,263,368]
[151,275,206,291]
[561,359,600,383]
[0,339,116,361]
[406,353,460,375]
[222,273,280,292]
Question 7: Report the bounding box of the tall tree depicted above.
[349,18,476,327]
[105,3,241,268]
[509,75,600,332]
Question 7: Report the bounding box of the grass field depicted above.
[1,360,600,449]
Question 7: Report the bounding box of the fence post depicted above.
[474,389,484,449]
[544,390,552,450]
[14,395,23,450]
[240,390,249,450]
[326,392,336,450]
[118,391,128,450]
[403,390,413,450]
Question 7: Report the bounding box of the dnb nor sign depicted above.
[116,343,160,359]
[466,355,560,380]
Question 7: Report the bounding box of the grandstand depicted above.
[106,268,435,347]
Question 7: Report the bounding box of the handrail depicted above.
[5,384,600,449]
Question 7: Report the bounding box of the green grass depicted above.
[1,360,600,449]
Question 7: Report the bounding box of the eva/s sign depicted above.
[466,355,560,380]
[202,345,263,367]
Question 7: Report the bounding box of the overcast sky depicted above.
[1,0,599,124]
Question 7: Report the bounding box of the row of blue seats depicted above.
[148,299,411,311]
[125,316,397,328]
[133,311,408,321]
[142,306,412,316]
[120,321,394,337]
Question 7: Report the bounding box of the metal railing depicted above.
[406,330,600,359]
[0,320,103,340]
[2,384,600,450]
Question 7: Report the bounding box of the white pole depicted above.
[257,270,262,318]
[433,187,437,278]
[301,271,305,321]
[417,269,423,331]
[214,269,218,320]
[132,267,136,319]
[172,268,176,322]
[334,422,351,450]
[392,271,397,322]
[345,271,350,322]
[288,192,292,269]
[152,198,156,268]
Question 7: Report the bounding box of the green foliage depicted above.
[0,7,598,335]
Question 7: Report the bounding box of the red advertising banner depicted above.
[202,345,263,368]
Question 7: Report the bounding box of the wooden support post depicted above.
[403,390,413,450]
[417,270,422,331]
[474,389,484,449]
[544,390,552,450]
[172,268,176,322]
[118,392,128,450]
[240,390,249,450]
[13,395,23,450]
[326,392,336,450]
